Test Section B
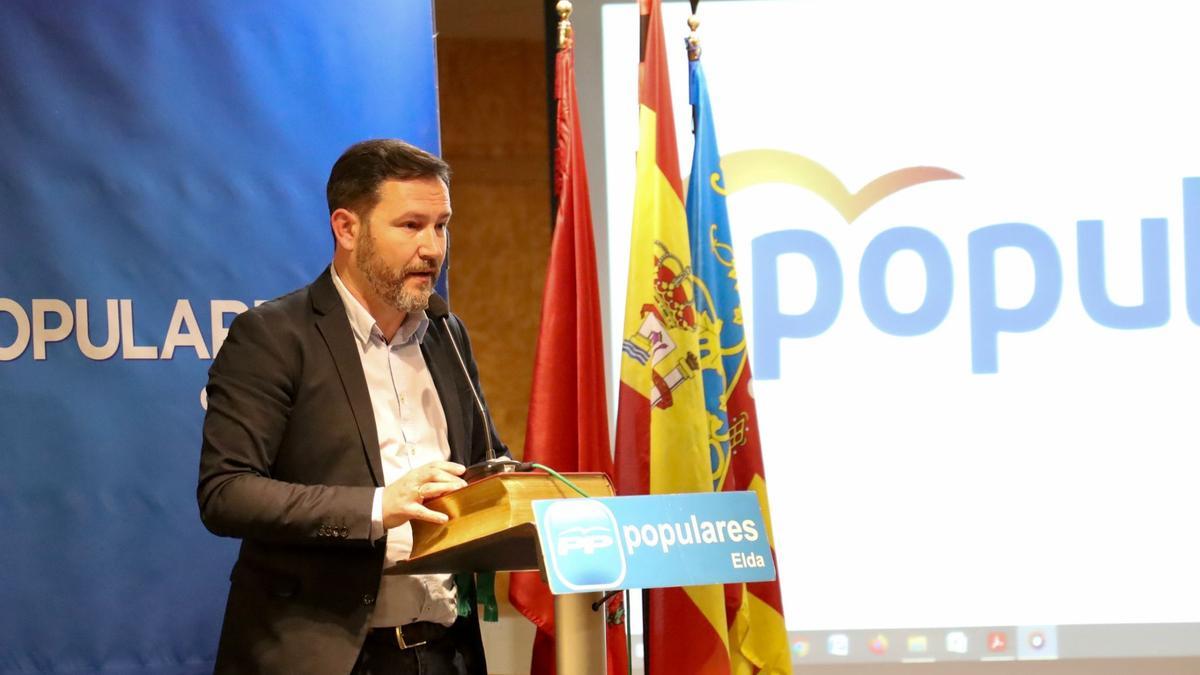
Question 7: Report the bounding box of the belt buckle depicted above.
[394,625,427,650]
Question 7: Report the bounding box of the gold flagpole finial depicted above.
[557,0,574,49]
[687,14,701,61]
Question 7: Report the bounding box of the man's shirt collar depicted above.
[330,265,429,347]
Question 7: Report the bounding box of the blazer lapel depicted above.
[310,269,384,487]
[421,321,468,466]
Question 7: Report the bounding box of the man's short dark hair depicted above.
[325,139,451,217]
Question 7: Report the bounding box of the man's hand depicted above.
[382,461,467,529]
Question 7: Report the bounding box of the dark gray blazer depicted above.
[198,268,504,675]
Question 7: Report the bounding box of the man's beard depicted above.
[356,224,439,315]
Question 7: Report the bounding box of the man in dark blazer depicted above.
[198,140,505,674]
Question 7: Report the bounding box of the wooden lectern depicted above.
[386,472,615,675]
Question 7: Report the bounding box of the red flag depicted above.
[507,28,629,675]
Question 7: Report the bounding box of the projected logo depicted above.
[721,149,962,224]
[907,634,928,653]
[867,634,889,655]
[945,630,969,654]
[827,633,850,656]
[791,638,811,658]
[543,499,627,592]
[723,150,1200,376]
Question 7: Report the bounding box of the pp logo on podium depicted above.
[543,499,627,592]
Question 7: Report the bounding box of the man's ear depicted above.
[330,208,360,252]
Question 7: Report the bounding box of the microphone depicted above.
[425,294,524,483]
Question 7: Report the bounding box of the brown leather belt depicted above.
[369,621,449,650]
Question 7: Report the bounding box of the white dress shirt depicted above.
[330,266,458,628]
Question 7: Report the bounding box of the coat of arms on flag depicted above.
[622,241,700,411]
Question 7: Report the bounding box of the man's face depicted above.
[354,177,450,315]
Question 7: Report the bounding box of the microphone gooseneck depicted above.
[440,314,494,462]
[431,294,524,483]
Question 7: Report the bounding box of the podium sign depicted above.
[533,491,776,595]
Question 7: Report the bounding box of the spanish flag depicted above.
[614,0,731,672]
[687,44,792,675]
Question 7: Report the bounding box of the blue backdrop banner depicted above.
[0,2,440,672]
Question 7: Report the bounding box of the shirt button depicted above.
[362,594,375,605]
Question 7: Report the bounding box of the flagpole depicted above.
[552,10,607,671]
[622,0,731,670]
[557,0,573,48]
[640,589,650,674]
[687,14,700,61]
[640,19,655,675]
[683,3,794,671]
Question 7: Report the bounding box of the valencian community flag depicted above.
[614,0,731,672]
[508,13,629,675]
[687,43,792,675]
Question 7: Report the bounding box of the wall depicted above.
[436,1,553,672]
[437,34,550,462]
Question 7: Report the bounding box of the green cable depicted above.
[453,572,473,618]
[528,462,591,497]
[454,571,498,623]
[457,466,597,625]
[476,570,499,622]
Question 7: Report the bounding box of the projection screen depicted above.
[571,0,1200,671]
